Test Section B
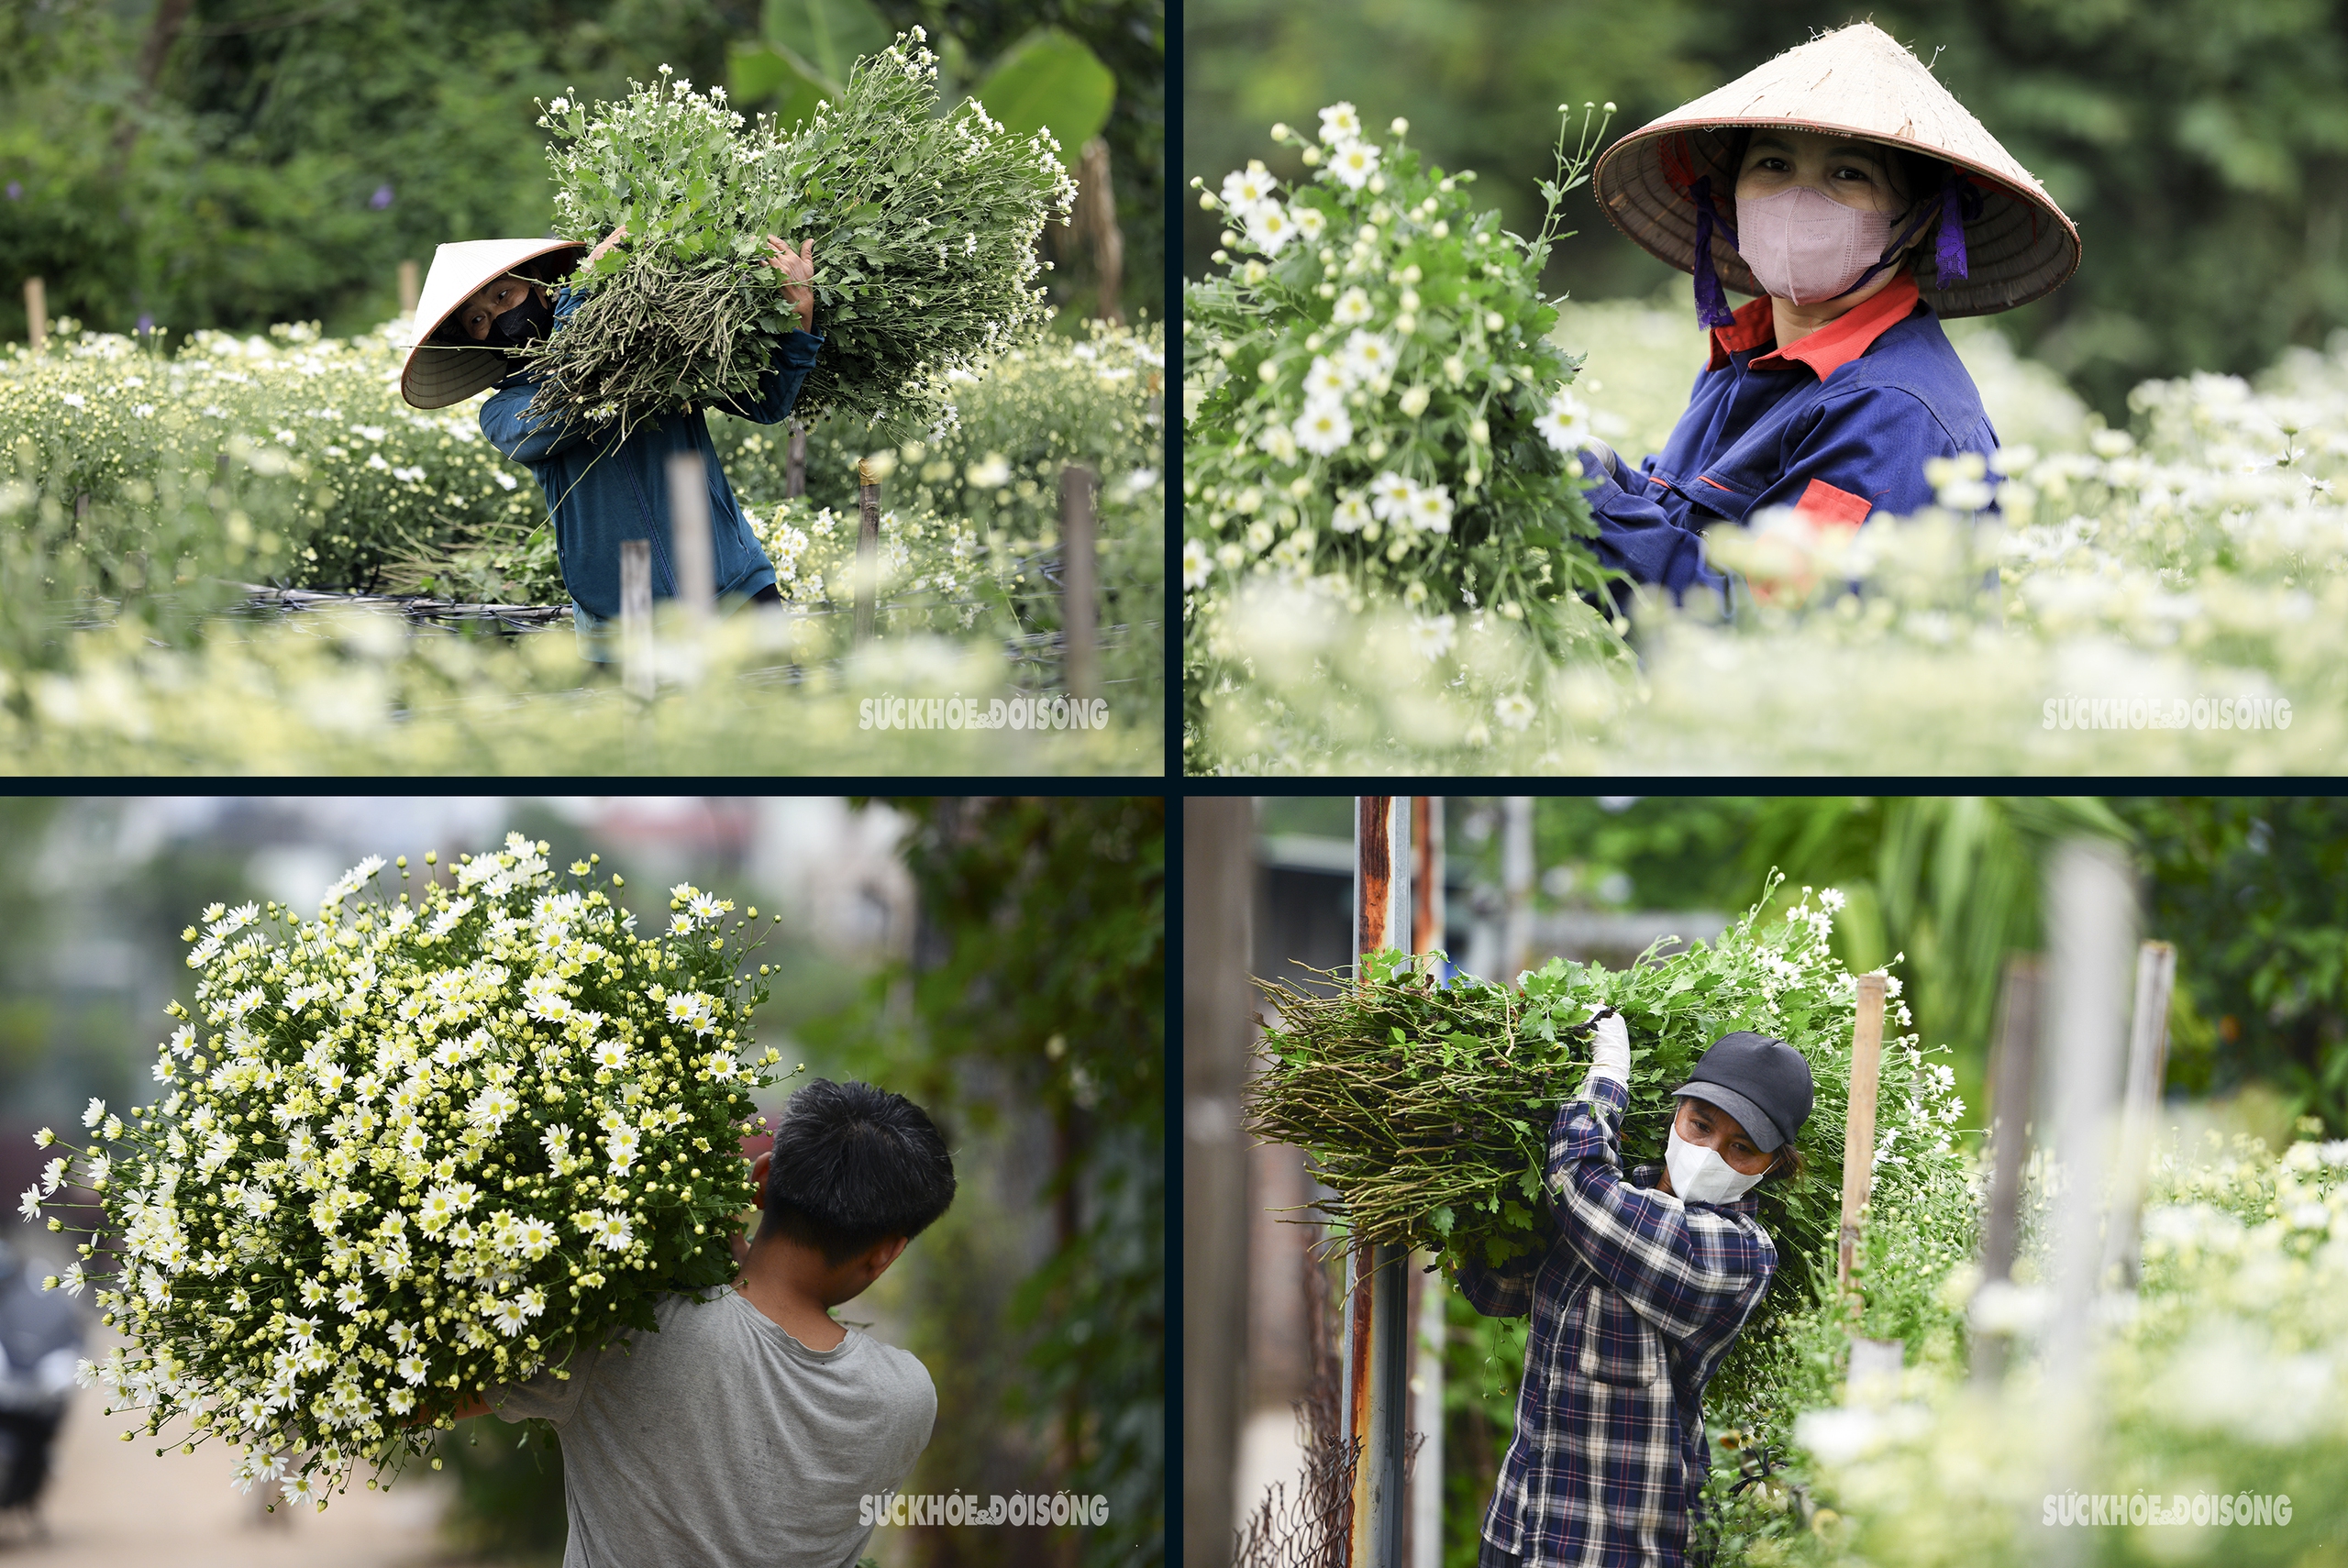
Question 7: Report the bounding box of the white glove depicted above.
[1587,1007,1631,1085]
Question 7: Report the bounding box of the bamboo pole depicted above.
[1973,955,2041,1386]
[1060,463,1099,702]
[666,452,714,624]
[1838,972,1888,1295]
[396,259,419,317]
[854,457,881,644]
[619,539,653,702]
[2102,941,2176,1287]
[24,277,46,351]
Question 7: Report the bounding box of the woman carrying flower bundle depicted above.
[398,230,821,660]
[1461,1013,1814,1568]
[1574,21,2079,602]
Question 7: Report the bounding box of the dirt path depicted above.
[0,1331,463,1568]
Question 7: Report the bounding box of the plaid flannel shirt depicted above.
[1458,1075,1777,1568]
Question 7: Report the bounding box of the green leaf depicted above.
[1430,1206,1455,1236]
[726,40,838,131]
[967,28,1114,171]
[760,0,891,85]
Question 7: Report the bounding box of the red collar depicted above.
[1704,272,1922,379]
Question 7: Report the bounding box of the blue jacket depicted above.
[1583,274,1999,602]
[480,288,823,658]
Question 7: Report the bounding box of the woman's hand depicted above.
[766,235,815,333]
[585,225,628,266]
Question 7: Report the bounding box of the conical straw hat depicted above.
[399,237,587,410]
[1593,22,2078,317]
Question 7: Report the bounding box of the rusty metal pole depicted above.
[1345,797,1410,1568]
[1407,798,1445,1568]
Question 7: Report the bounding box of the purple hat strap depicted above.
[1843,171,1987,298]
[1689,176,1739,329]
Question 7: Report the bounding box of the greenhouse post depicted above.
[1345,795,1410,1567]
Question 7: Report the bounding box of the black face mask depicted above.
[490,289,553,348]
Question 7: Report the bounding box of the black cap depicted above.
[1671,1031,1815,1153]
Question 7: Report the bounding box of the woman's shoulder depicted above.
[1822,314,1994,443]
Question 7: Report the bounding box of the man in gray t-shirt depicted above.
[461,1079,958,1568]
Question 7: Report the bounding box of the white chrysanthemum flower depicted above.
[83,1097,106,1129]
[667,913,695,938]
[1331,288,1373,326]
[1303,356,1351,399]
[1368,470,1418,523]
[322,856,386,905]
[1293,206,1327,242]
[1220,162,1279,214]
[1326,138,1381,190]
[1181,537,1212,590]
[1534,390,1592,455]
[703,1051,740,1081]
[39,1157,68,1197]
[17,1187,40,1222]
[1339,331,1396,384]
[592,1039,631,1073]
[514,1216,556,1260]
[1495,692,1538,730]
[1330,492,1373,533]
[581,1209,634,1251]
[1293,399,1353,457]
[55,1262,85,1297]
[1407,614,1456,661]
[1408,482,1455,535]
[605,1127,640,1174]
[334,1281,366,1314]
[1317,102,1363,143]
[1246,204,1298,254]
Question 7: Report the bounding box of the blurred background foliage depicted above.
[1255,796,2348,1149]
[1183,0,2348,419]
[0,0,1161,342]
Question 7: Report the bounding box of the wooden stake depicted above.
[396,259,419,317]
[24,277,46,352]
[666,452,714,624]
[854,457,880,644]
[785,422,806,499]
[619,539,653,702]
[2102,941,2176,1286]
[1060,463,1099,701]
[1838,972,1888,1297]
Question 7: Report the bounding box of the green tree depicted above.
[817,795,1165,1568]
[2116,796,2348,1127]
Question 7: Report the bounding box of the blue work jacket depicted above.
[480,288,823,659]
[1583,273,1999,602]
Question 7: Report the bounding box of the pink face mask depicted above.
[1734,185,1893,306]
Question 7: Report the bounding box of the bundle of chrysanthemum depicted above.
[528,30,1077,440]
[1245,875,1967,1303]
[15,834,794,1508]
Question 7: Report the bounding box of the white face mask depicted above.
[1666,1128,1768,1206]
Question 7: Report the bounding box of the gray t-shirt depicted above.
[489,1287,936,1568]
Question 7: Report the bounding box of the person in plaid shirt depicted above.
[1460,1013,1815,1568]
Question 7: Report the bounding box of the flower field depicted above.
[1183,111,2348,774]
[0,314,1163,774]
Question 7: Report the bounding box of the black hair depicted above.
[760,1078,957,1264]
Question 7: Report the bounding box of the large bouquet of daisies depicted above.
[526,30,1078,441]
[17,834,793,1508]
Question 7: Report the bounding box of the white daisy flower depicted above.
[1317,102,1363,143]
[1181,536,1212,590]
[39,1156,68,1196]
[1534,390,1592,455]
[593,1039,631,1072]
[1219,162,1279,215]
[1331,288,1373,326]
[1293,399,1354,457]
[1368,470,1419,523]
[581,1209,634,1251]
[1495,691,1538,730]
[1326,138,1381,191]
[1338,331,1395,382]
[1408,481,1455,535]
[334,1281,367,1314]
[668,913,695,938]
[1330,492,1373,533]
[1304,357,1351,399]
[17,1187,40,1222]
[83,1097,106,1129]
[1293,206,1327,242]
[1246,204,1298,254]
